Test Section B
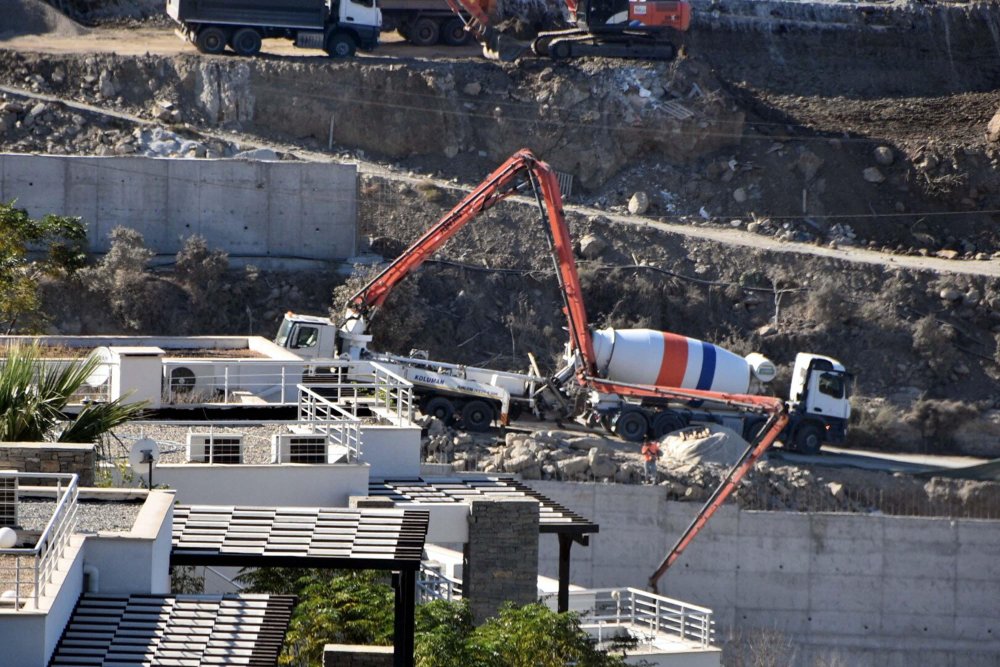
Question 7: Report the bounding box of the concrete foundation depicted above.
[0,154,358,266]
[530,481,1000,667]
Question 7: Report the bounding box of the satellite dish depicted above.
[129,437,160,482]
[85,347,113,387]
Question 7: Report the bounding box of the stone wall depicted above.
[464,498,539,624]
[322,644,393,667]
[0,443,95,486]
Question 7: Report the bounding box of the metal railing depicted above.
[158,358,416,421]
[298,387,364,463]
[0,473,80,610]
[369,362,415,424]
[416,564,463,604]
[575,587,715,649]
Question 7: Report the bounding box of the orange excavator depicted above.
[442,0,691,61]
[344,149,788,592]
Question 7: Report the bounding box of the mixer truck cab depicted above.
[785,352,851,452]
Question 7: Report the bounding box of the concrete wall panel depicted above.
[0,154,357,264]
[528,481,1000,666]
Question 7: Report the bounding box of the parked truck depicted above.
[380,0,473,45]
[166,0,381,57]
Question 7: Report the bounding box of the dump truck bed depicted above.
[166,0,329,29]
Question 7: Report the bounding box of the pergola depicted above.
[170,505,430,667]
[367,475,599,613]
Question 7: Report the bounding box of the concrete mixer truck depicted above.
[276,148,850,454]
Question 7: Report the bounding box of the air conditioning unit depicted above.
[164,364,218,396]
[186,433,244,464]
[271,433,328,464]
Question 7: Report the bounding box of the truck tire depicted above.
[461,400,494,432]
[792,422,824,455]
[195,26,228,55]
[441,17,469,46]
[326,31,356,57]
[409,17,440,47]
[423,396,455,423]
[651,411,685,439]
[613,410,649,442]
[230,28,262,57]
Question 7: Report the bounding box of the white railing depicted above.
[160,359,415,422]
[298,388,363,463]
[0,473,80,610]
[416,564,463,604]
[369,362,415,424]
[575,587,715,649]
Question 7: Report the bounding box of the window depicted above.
[351,0,374,8]
[275,318,292,347]
[293,326,319,349]
[818,372,844,399]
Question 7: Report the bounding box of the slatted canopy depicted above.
[49,593,294,667]
[171,506,429,570]
[367,476,599,535]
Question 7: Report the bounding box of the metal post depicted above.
[557,533,572,613]
[393,570,416,667]
[224,367,229,403]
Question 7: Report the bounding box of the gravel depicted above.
[16,498,143,534]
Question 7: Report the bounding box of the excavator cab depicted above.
[579,0,691,31]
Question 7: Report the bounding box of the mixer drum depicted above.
[591,328,752,395]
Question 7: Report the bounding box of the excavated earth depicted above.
[2,0,1000,513]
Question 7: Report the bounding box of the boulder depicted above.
[557,456,590,477]
[578,233,608,259]
[874,146,894,166]
[628,191,649,215]
[987,108,1000,143]
[862,167,885,184]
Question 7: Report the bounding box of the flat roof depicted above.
[171,505,429,570]
[368,475,599,535]
[49,593,294,667]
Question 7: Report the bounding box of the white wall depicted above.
[361,423,422,478]
[156,463,370,506]
[529,481,1000,667]
[0,154,358,265]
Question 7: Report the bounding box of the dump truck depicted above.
[380,0,473,45]
[166,0,381,57]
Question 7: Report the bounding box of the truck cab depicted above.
[786,352,851,451]
[274,313,339,359]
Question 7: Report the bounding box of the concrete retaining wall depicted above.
[0,154,357,265]
[530,481,1000,667]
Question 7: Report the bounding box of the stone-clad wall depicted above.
[0,443,95,486]
[464,498,539,624]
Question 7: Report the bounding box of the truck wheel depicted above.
[441,17,469,46]
[409,17,440,47]
[651,411,685,439]
[742,417,767,443]
[461,400,494,432]
[423,396,455,423]
[613,410,649,442]
[230,28,262,57]
[326,32,356,57]
[195,26,228,55]
[792,422,824,455]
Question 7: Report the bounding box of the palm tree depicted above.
[0,344,146,442]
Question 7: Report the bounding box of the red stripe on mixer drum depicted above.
[656,332,689,387]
